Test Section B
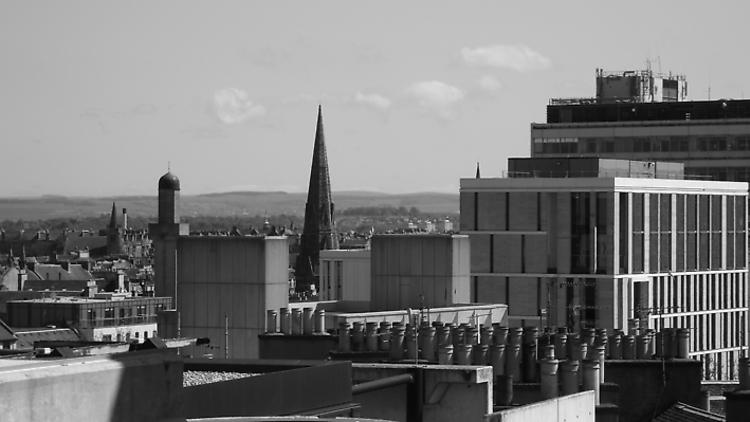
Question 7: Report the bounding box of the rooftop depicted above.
[545,98,750,124]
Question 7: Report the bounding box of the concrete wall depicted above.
[320,249,371,302]
[352,363,493,422]
[370,235,471,311]
[176,236,289,359]
[333,303,508,327]
[0,349,183,422]
[484,391,595,422]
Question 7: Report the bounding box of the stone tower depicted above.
[295,106,338,292]
[106,202,125,256]
[149,171,189,302]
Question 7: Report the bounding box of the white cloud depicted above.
[460,44,551,72]
[213,88,265,124]
[406,81,464,107]
[478,75,503,91]
[355,92,392,110]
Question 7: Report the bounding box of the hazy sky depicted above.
[2,1,749,197]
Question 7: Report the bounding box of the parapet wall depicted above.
[0,349,184,422]
[352,363,493,422]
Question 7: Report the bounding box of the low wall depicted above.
[335,303,508,327]
[0,349,184,422]
[484,391,595,422]
[183,359,353,419]
[352,363,493,422]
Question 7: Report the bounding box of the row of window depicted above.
[85,304,164,321]
[533,135,750,155]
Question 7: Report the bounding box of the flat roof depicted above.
[545,99,750,124]
[8,296,171,305]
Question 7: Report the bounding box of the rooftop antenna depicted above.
[708,70,712,101]
[168,161,171,172]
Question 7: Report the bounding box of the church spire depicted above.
[109,202,119,229]
[475,162,481,178]
[295,105,338,292]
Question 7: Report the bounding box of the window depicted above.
[136,306,146,317]
[104,308,114,320]
[102,334,112,342]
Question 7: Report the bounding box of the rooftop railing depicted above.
[501,170,713,180]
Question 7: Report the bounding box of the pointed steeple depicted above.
[106,202,125,255]
[295,105,339,292]
[109,202,119,229]
[8,247,14,268]
[20,245,26,269]
[475,162,481,178]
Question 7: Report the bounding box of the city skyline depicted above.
[2,1,749,197]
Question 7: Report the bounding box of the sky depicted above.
[2,1,749,197]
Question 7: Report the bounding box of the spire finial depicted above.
[168,161,171,172]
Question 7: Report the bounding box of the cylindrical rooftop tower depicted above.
[158,171,181,224]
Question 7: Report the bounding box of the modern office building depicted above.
[530,68,750,183]
[460,157,748,380]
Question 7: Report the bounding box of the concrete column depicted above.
[266,310,277,333]
[609,334,622,359]
[302,308,314,335]
[389,325,405,361]
[560,360,579,396]
[566,333,580,358]
[522,342,537,383]
[456,344,473,365]
[555,330,568,361]
[496,374,514,407]
[622,335,635,359]
[452,326,465,348]
[438,344,453,365]
[420,326,437,361]
[378,322,391,351]
[405,325,418,360]
[365,322,379,352]
[592,345,606,384]
[582,360,601,405]
[280,308,291,335]
[676,328,690,358]
[491,345,506,376]
[636,335,649,359]
[508,327,523,346]
[467,327,480,346]
[437,325,451,346]
[473,344,489,365]
[338,322,351,352]
[506,344,522,382]
[314,310,325,334]
[352,322,365,351]
[540,358,560,400]
[292,309,303,335]
[481,326,494,346]
[494,326,509,346]
[572,341,588,385]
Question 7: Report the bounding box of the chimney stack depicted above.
[122,208,128,230]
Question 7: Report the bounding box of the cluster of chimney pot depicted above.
[266,310,704,406]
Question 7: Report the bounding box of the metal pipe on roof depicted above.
[351,373,414,395]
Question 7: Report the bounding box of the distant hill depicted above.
[0,191,459,221]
